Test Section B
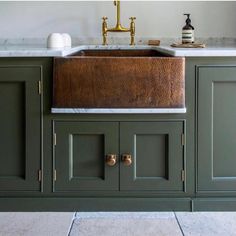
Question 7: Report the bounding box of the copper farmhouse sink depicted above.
[53,49,185,108]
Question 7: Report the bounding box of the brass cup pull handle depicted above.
[122,154,132,166]
[106,154,117,166]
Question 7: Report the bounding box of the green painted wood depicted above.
[0,66,41,191]
[120,122,185,191]
[54,121,119,191]
[193,198,236,211]
[197,66,236,192]
[2,57,236,211]
[0,197,192,212]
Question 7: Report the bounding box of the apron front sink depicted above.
[53,49,185,109]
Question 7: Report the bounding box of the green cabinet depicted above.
[54,121,185,192]
[197,66,236,192]
[0,66,42,191]
[53,121,119,191]
[120,122,185,191]
[3,57,236,211]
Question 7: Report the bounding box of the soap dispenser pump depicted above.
[182,14,194,44]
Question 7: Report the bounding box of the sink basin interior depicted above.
[69,49,170,57]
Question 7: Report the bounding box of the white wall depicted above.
[0,1,235,38]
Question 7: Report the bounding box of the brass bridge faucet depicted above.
[102,0,136,45]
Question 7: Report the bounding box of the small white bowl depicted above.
[47,33,64,49]
[62,33,72,48]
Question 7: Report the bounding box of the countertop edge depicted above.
[1,44,236,57]
[51,108,187,114]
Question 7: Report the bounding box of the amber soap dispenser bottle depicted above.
[182,14,194,44]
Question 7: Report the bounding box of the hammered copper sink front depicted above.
[53,49,185,108]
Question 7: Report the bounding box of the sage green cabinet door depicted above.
[0,67,41,191]
[198,66,236,192]
[54,121,119,191]
[120,122,185,191]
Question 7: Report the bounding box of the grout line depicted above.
[67,212,76,236]
[174,212,185,236]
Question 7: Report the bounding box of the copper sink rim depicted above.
[64,48,176,58]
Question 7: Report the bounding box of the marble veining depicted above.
[51,108,187,114]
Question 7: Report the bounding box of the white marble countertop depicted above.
[0,45,77,57]
[51,108,187,114]
[157,45,236,57]
[1,43,236,57]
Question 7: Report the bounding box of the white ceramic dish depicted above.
[62,33,72,47]
[47,33,64,49]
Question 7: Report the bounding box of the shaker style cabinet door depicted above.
[0,66,41,191]
[120,122,185,192]
[53,121,119,191]
[197,66,236,192]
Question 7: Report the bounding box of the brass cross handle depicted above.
[129,17,136,22]
[102,16,108,21]
[121,154,132,166]
[106,154,117,166]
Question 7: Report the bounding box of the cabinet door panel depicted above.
[197,66,236,191]
[54,121,119,191]
[120,122,185,191]
[0,67,41,191]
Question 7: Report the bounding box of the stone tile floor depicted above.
[0,212,236,236]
